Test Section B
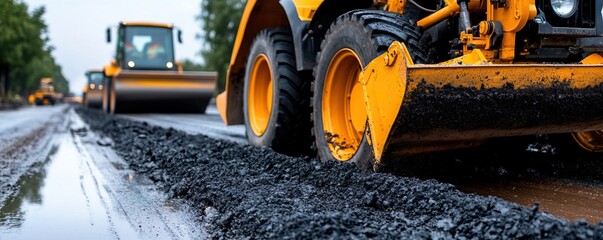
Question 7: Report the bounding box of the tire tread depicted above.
[251,28,314,156]
[311,10,430,169]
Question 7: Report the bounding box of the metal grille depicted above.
[537,0,596,28]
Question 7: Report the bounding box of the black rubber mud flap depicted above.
[243,28,314,156]
[312,10,430,171]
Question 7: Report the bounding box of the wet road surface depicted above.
[122,104,246,143]
[0,106,202,239]
[2,104,603,238]
[0,105,68,204]
[459,180,603,223]
[81,106,603,238]
[119,102,603,224]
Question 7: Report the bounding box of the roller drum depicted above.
[85,90,103,109]
[111,70,217,113]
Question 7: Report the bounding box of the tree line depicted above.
[194,0,246,93]
[0,0,69,102]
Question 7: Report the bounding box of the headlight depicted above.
[89,84,95,90]
[550,0,578,18]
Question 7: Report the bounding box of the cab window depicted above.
[123,26,175,70]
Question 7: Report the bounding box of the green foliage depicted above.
[181,59,207,71]
[0,0,69,99]
[0,0,45,67]
[197,0,246,92]
[10,50,69,95]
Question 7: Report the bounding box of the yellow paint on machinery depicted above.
[119,21,173,29]
[247,54,274,136]
[218,0,291,124]
[570,54,603,152]
[292,0,322,20]
[363,42,603,163]
[103,21,217,114]
[360,42,412,161]
[322,48,367,161]
[219,0,603,169]
[32,78,57,106]
[110,71,216,101]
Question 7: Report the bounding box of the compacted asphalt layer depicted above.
[77,107,603,239]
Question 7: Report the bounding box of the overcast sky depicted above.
[25,0,205,95]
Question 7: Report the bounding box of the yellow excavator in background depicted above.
[30,77,57,106]
[103,21,217,114]
[82,69,104,108]
[218,0,603,170]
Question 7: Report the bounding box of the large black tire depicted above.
[243,28,313,156]
[312,10,430,170]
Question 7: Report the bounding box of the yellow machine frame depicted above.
[219,0,603,165]
[32,77,56,105]
[103,21,216,114]
[219,0,539,123]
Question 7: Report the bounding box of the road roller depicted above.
[83,69,103,108]
[103,21,217,114]
[32,77,57,106]
[218,0,603,170]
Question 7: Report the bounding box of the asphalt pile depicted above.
[77,107,603,239]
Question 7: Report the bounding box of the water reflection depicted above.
[0,135,131,239]
[0,146,55,230]
[0,110,194,239]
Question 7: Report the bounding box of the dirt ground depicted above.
[77,107,603,239]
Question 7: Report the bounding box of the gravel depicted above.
[77,107,603,239]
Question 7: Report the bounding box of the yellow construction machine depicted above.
[31,78,57,106]
[83,69,104,108]
[103,21,217,113]
[218,0,603,170]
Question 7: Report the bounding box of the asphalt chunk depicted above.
[76,107,603,239]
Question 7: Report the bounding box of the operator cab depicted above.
[39,78,54,92]
[86,71,104,91]
[113,22,177,71]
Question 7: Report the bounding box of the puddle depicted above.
[0,144,58,229]
[0,108,202,239]
[0,161,49,230]
[0,134,138,239]
[459,180,603,224]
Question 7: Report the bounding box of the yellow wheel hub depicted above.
[248,54,273,136]
[322,48,367,161]
[572,131,603,152]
